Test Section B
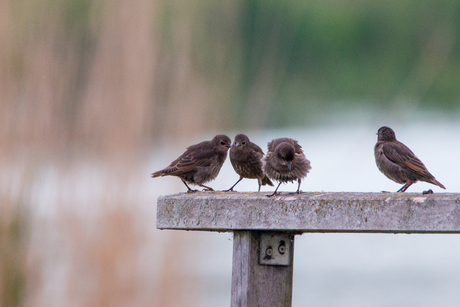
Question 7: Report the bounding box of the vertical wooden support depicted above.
[231,231,294,307]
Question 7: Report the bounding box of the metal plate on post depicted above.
[259,233,292,266]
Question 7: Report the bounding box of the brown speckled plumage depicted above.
[152,135,231,192]
[374,126,445,193]
[262,138,311,197]
[226,134,273,192]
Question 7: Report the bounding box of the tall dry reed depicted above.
[1,0,233,306]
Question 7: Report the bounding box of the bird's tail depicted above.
[430,178,446,190]
[151,170,165,178]
[261,175,274,187]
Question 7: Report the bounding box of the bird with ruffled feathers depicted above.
[263,137,311,197]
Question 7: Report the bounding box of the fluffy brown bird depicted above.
[225,134,273,192]
[374,126,445,192]
[151,135,231,192]
[263,138,311,197]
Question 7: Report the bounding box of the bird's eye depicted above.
[242,141,246,145]
[220,141,225,145]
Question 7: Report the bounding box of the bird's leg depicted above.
[224,177,243,192]
[182,180,197,193]
[296,179,302,194]
[258,182,261,192]
[199,184,214,191]
[267,182,282,198]
[397,183,412,192]
[401,183,412,192]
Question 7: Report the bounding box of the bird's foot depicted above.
[266,192,280,198]
[198,184,215,191]
[422,189,433,195]
[187,189,198,193]
[380,190,391,193]
[223,188,235,192]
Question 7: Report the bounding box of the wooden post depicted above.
[156,192,460,306]
[231,231,294,307]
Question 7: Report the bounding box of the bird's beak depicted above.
[226,144,231,148]
[287,162,292,171]
[236,142,242,150]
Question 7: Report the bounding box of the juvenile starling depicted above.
[151,135,231,192]
[374,126,445,192]
[225,134,273,192]
[262,138,312,197]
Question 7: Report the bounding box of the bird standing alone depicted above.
[226,134,273,192]
[151,135,231,192]
[374,126,445,193]
[263,138,311,197]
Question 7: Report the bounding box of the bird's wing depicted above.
[382,142,431,178]
[176,149,214,172]
[250,142,264,156]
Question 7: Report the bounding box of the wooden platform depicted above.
[156,192,460,307]
[157,192,460,233]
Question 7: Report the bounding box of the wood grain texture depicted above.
[231,231,294,307]
[157,192,460,233]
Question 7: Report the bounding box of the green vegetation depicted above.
[192,1,460,121]
[4,0,460,134]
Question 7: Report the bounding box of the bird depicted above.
[262,138,311,197]
[374,126,445,193]
[225,134,273,192]
[151,134,231,192]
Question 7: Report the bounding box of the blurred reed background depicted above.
[1,0,460,306]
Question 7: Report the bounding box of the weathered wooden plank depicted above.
[231,231,294,307]
[157,192,460,233]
